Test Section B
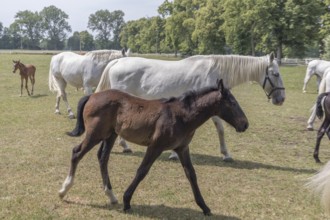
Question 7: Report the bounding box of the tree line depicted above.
[0,0,329,60]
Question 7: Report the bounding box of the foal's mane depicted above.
[164,85,219,108]
[85,50,123,63]
[188,55,271,88]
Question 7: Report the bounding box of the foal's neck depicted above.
[182,92,219,129]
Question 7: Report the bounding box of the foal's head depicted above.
[12,60,21,73]
[217,80,249,132]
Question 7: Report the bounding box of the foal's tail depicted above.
[316,93,330,119]
[306,161,330,215]
[66,95,91,137]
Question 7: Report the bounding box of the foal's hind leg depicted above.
[314,120,330,163]
[29,74,35,95]
[97,133,118,204]
[175,146,211,215]
[59,138,100,198]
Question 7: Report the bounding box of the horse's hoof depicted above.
[223,157,234,163]
[168,155,179,160]
[68,115,75,119]
[307,127,314,131]
[111,199,118,204]
[58,191,65,199]
[55,111,61,115]
[122,148,133,153]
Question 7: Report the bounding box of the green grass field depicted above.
[0,53,328,219]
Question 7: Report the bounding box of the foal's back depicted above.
[84,89,175,146]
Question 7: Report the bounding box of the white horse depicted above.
[49,49,129,118]
[307,67,330,130]
[95,52,285,161]
[303,60,330,93]
[307,161,330,215]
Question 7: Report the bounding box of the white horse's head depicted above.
[261,52,285,105]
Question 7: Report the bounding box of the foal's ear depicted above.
[217,79,224,94]
[269,52,275,63]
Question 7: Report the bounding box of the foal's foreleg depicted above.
[24,77,31,96]
[212,116,232,162]
[97,133,118,204]
[175,147,211,216]
[123,146,163,211]
[314,120,330,163]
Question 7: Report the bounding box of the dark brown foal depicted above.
[59,80,248,215]
[12,60,36,96]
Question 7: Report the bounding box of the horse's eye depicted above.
[272,72,280,77]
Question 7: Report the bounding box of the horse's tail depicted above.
[316,93,330,119]
[306,161,330,214]
[48,58,59,92]
[66,95,90,137]
[95,59,119,92]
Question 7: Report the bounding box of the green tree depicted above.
[40,5,72,50]
[67,31,80,50]
[88,9,125,49]
[13,10,43,49]
[79,31,95,51]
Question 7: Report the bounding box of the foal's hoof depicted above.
[223,157,234,163]
[123,205,132,213]
[203,209,212,216]
[122,148,133,153]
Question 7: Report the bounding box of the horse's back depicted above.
[105,57,214,99]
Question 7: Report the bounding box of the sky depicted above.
[0,0,165,32]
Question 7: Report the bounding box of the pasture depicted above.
[0,53,328,219]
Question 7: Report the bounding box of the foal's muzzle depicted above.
[236,121,249,132]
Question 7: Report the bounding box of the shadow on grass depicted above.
[64,199,240,220]
[112,150,317,174]
[30,93,48,98]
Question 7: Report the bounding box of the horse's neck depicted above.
[211,56,268,88]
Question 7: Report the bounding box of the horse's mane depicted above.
[187,55,271,88]
[85,50,124,63]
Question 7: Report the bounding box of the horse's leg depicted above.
[55,90,61,114]
[24,76,31,96]
[303,68,313,93]
[57,79,74,119]
[314,120,330,163]
[175,146,211,215]
[119,137,133,153]
[123,146,163,212]
[211,116,232,162]
[59,137,100,198]
[307,104,317,131]
[97,133,118,204]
